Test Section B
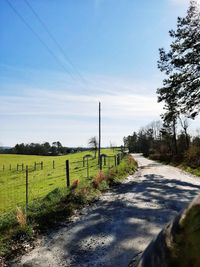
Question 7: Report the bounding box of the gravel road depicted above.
[11,154,200,267]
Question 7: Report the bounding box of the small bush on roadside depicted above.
[184,146,200,169]
[70,179,79,191]
[92,171,106,189]
[68,190,88,205]
[12,224,33,241]
[0,212,16,233]
[149,153,172,163]
[98,180,109,191]
[106,155,137,184]
[106,168,117,184]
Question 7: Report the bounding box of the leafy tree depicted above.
[124,132,139,153]
[51,141,63,155]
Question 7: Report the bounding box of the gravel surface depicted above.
[11,154,200,267]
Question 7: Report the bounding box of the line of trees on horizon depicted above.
[0,141,89,156]
[0,139,122,156]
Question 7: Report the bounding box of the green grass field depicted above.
[0,149,119,213]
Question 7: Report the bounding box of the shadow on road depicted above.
[55,172,200,267]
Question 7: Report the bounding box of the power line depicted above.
[5,0,77,80]
[24,0,87,85]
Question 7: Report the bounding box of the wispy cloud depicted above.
[1,67,200,146]
[0,90,162,117]
[0,68,164,146]
[0,67,162,118]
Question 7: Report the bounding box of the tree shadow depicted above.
[16,168,200,267]
[40,173,200,267]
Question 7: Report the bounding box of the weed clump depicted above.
[16,207,26,226]
[71,179,79,191]
[92,171,106,189]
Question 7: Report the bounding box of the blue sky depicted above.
[0,0,199,147]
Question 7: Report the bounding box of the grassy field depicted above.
[0,149,119,213]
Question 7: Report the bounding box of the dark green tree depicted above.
[157,0,200,118]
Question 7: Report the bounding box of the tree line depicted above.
[124,120,200,167]
[124,1,200,168]
[0,141,88,156]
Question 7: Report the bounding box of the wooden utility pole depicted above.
[98,102,101,166]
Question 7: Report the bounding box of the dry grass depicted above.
[16,207,26,226]
[71,179,79,191]
[92,171,106,189]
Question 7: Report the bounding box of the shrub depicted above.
[12,225,33,241]
[92,171,106,189]
[149,153,172,163]
[106,155,137,184]
[98,180,109,191]
[184,146,200,169]
[71,179,79,191]
[0,212,16,233]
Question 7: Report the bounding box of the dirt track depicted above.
[11,154,200,267]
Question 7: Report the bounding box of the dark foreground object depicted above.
[137,194,200,267]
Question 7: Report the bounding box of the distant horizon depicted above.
[1,0,200,147]
[0,143,122,149]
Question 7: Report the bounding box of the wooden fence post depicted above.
[25,165,29,213]
[117,154,120,165]
[34,162,36,171]
[100,155,102,170]
[114,155,117,166]
[66,160,70,187]
[87,158,89,178]
[53,160,55,169]
[41,161,43,170]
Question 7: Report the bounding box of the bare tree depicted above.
[178,116,190,149]
[148,120,162,140]
[88,137,98,158]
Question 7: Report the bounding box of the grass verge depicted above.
[0,155,137,263]
[180,165,200,177]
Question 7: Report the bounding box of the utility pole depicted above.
[98,102,101,165]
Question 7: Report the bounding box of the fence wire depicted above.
[0,153,123,213]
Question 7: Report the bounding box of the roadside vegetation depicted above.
[124,121,200,176]
[124,0,200,177]
[0,154,137,261]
